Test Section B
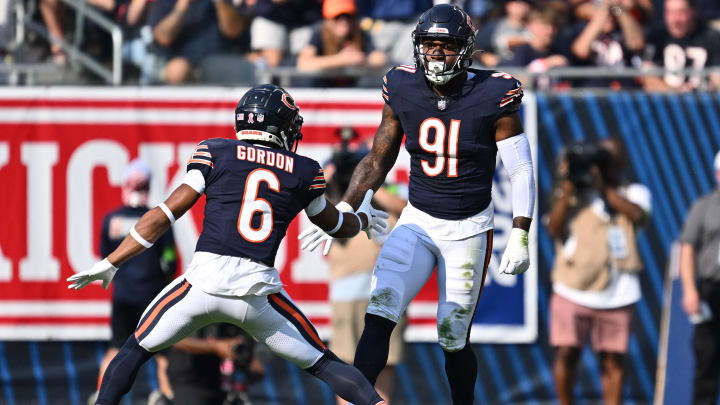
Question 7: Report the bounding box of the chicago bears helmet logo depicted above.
[281,93,297,110]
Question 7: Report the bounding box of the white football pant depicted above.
[367,225,493,351]
[133,276,325,369]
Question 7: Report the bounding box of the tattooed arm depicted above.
[342,104,404,209]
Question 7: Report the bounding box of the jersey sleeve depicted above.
[381,69,392,105]
[382,65,417,111]
[381,66,412,107]
[308,165,327,199]
[186,140,215,181]
[299,159,327,210]
[494,73,524,115]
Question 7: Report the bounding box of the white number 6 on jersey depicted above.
[238,168,279,242]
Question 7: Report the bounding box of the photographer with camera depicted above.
[545,137,651,405]
[149,323,262,405]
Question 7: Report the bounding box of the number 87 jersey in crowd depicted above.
[382,65,523,220]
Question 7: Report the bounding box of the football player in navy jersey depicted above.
[299,4,536,404]
[67,84,389,405]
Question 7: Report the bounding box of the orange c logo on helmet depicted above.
[466,15,475,32]
[281,93,297,110]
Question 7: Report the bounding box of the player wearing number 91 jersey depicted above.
[298,4,536,405]
[66,84,389,405]
[383,63,523,220]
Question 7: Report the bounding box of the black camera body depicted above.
[231,339,254,370]
[565,142,610,188]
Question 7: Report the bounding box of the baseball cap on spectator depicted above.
[323,0,357,19]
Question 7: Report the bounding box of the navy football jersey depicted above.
[645,24,720,89]
[382,65,523,220]
[187,138,326,266]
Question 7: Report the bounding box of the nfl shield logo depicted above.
[437,98,447,111]
[257,113,264,123]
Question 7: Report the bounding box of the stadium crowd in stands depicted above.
[2,0,718,87]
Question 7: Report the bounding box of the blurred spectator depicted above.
[475,0,533,67]
[38,0,67,64]
[502,8,568,88]
[115,0,156,83]
[464,0,495,23]
[1,0,15,53]
[322,129,406,404]
[90,159,177,403]
[296,0,386,85]
[150,324,263,405]
[545,138,651,405]
[571,0,652,25]
[568,0,645,87]
[355,0,431,65]
[678,151,720,405]
[247,0,322,68]
[147,0,247,84]
[643,0,720,92]
[38,0,136,65]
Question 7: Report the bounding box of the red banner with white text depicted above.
[0,87,536,343]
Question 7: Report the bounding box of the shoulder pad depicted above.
[489,71,523,112]
[382,65,419,104]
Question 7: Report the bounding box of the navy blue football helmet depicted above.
[235,84,303,152]
[412,4,477,85]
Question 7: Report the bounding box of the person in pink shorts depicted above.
[546,137,652,405]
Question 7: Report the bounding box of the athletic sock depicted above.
[443,345,477,405]
[353,313,396,385]
[306,351,384,405]
[95,336,154,405]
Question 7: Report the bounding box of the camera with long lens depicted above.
[565,141,610,188]
[220,325,258,405]
[231,339,254,370]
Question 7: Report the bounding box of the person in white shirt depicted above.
[545,137,651,405]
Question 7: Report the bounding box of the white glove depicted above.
[66,258,118,290]
[298,201,354,256]
[355,189,389,239]
[298,190,389,255]
[498,228,530,275]
[370,220,392,245]
[298,224,334,255]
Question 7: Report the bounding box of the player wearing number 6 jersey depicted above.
[66,84,388,405]
[298,4,536,405]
